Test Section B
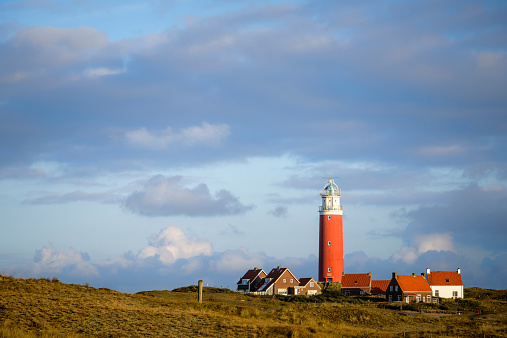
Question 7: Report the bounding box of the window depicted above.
[446,279,449,283]
[310,282,314,287]
[242,279,249,285]
[328,216,331,220]
[395,286,398,291]
[388,295,392,302]
[452,291,458,298]
[290,279,293,283]
[345,290,350,296]
[428,295,431,302]
[435,290,439,297]
[398,295,402,301]
[390,285,393,292]
[423,296,425,302]
[328,268,331,272]
[416,295,421,302]
[360,290,364,295]
[328,241,331,246]
[283,279,286,283]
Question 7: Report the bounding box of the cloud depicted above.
[31,247,98,277]
[268,206,288,217]
[124,175,254,216]
[138,225,212,266]
[124,122,230,149]
[397,184,507,252]
[82,67,126,78]
[24,190,120,204]
[392,233,456,264]
[209,247,266,274]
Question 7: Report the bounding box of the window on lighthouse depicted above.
[328,241,331,246]
[328,216,331,220]
[328,268,331,272]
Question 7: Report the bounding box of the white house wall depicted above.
[430,285,463,298]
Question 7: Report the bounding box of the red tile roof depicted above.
[371,280,390,294]
[236,268,266,285]
[396,275,432,292]
[427,271,463,286]
[341,273,371,288]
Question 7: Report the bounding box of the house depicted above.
[370,280,390,296]
[236,267,266,293]
[386,272,432,303]
[298,277,322,296]
[341,272,372,296]
[426,268,463,300]
[252,266,300,295]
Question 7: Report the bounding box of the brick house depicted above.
[370,280,390,296]
[252,266,300,295]
[297,277,322,296]
[236,267,266,293]
[426,268,463,300]
[341,272,372,296]
[386,272,432,303]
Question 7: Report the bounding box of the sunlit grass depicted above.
[1,274,506,337]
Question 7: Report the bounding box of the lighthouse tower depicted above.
[318,178,344,283]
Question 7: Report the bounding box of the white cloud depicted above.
[31,247,98,277]
[391,232,456,264]
[124,122,230,149]
[209,248,266,274]
[83,67,126,78]
[138,226,212,266]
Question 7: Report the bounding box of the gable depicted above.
[237,268,266,285]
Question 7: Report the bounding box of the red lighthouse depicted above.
[318,178,344,283]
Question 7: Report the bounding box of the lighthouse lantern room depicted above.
[318,178,344,283]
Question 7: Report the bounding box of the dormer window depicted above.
[446,279,449,283]
[354,281,358,284]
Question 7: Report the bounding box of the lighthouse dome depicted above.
[321,178,339,196]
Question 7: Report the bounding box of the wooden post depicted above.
[198,280,203,304]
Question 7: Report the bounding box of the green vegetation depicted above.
[1,274,506,337]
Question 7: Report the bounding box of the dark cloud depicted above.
[123,175,254,217]
[397,184,507,252]
[268,206,288,217]
[0,1,505,171]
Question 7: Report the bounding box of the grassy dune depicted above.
[1,275,506,337]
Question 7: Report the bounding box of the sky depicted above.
[0,0,506,293]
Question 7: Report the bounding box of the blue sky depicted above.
[0,0,506,292]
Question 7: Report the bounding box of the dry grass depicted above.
[1,274,506,337]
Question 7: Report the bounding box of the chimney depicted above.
[426,268,431,275]
[368,271,371,276]
[277,266,282,269]
[412,273,416,276]
[392,272,397,279]
[457,268,461,275]
[421,273,426,277]
[342,271,345,276]
[254,267,258,270]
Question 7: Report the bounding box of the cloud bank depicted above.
[124,175,254,216]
